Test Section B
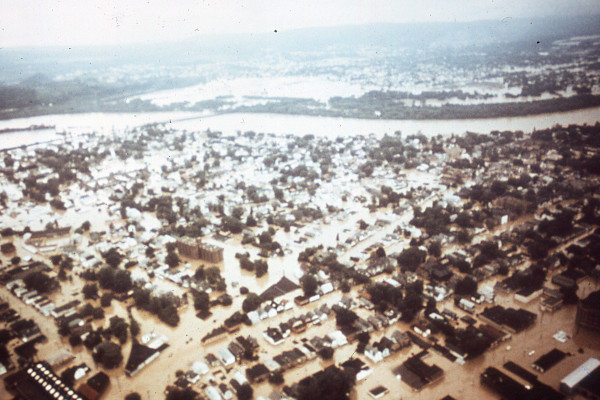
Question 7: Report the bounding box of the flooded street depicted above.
[0,108,599,400]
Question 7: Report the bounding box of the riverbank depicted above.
[0,106,599,150]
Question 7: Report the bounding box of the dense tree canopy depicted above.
[301,274,319,297]
[93,341,123,369]
[24,271,57,293]
[296,366,356,400]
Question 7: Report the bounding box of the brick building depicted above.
[176,237,223,263]
[576,290,600,332]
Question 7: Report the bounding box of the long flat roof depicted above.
[561,358,600,388]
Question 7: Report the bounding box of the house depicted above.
[191,361,210,375]
[219,383,234,400]
[341,358,372,381]
[458,298,475,313]
[228,341,245,359]
[264,327,285,346]
[477,285,495,303]
[246,363,270,383]
[515,287,542,304]
[218,348,236,367]
[205,353,219,368]
[124,343,160,377]
[390,331,411,350]
[205,386,223,400]
[540,288,563,312]
[326,331,348,348]
[264,358,282,373]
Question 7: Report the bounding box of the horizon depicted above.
[1,0,600,49]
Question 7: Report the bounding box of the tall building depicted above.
[576,290,600,332]
[176,237,223,263]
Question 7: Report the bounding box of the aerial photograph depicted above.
[1,1,600,399]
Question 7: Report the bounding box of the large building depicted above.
[576,290,600,332]
[3,361,85,400]
[176,237,224,263]
[560,358,600,398]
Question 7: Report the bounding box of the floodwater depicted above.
[1,107,600,398]
[0,105,599,149]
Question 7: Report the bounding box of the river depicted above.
[0,106,599,149]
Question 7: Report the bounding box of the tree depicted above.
[245,214,257,227]
[242,293,262,313]
[103,247,123,268]
[24,271,56,293]
[396,247,427,271]
[401,281,424,322]
[237,384,253,400]
[254,259,268,278]
[145,246,155,258]
[239,256,255,271]
[92,307,105,320]
[57,268,67,281]
[318,347,334,359]
[301,274,319,298]
[129,316,140,338]
[80,220,91,232]
[113,269,133,293]
[375,246,386,259]
[455,276,478,296]
[0,242,16,254]
[109,316,129,344]
[297,366,356,400]
[69,333,83,347]
[93,341,123,369]
[165,387,197,400]
[223,216,244,234]
[334,307,358,327]
[193,291,210,313]
[125,393,142,400]
[158,304,180,327]
[340,280,351,293]
[100,293,112,307]
[232,206,245,220]
[83,283,99,300]
[50,254,62,266]
[428,241,442,258]
[165,249,180,268]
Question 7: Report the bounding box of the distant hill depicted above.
[1,14,599,82]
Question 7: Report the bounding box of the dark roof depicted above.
[341,358,368,372]
[479,306,536,333]
[124,343,158,374]
[394,364,426,390]
[260,277,300,301]
[481,367,529,399]
[481,367,564,400]
[77,383,99,400]
[246,363,269,380]
[503,361,537,384]
[577,366,600,398]
[581,290,600,309]
[86,371,110,394]
[533,348,566,372]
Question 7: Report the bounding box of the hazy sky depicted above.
[1,0,599,48]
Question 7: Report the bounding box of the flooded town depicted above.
[1,3,600,400]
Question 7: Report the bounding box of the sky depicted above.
[1,0,599,48]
